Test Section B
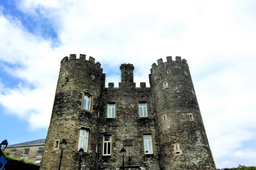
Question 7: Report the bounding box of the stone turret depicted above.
[41,54,105,170]
[150,56,216,170]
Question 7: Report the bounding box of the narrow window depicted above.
[54,140,59,149]
[107,103,115,118]
[174,143,182,155]
[143,135,153,154]
[188,113,194,121]
[162,114,167,121]
[163,81,168,89]
[83,94,91,111]
[103,135,111,156]
[78,129,89,152]
[139,103,148,117]
[22,148,30,157]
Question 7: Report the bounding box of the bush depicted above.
[4,157,39,170]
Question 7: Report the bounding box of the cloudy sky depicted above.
[0,0,256,168]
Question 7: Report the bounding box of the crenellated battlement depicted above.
[151,56,187,69]
[61,54,102,70]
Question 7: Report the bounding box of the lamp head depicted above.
[60,139,67,150]
[0,139,8,151]
[120,147,126,156]
[79,148,84,156]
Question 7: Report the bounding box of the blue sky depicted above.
[0,0,256,168]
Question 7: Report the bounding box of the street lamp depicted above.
[120,148,126,170]
[0,139,8,170]
[78,148,84,170]
[0,139,8,156]
[58,139,67,170]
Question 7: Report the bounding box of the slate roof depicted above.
[7,139,45,148]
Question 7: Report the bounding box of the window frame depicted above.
[37,147,44,156]
[83,94,92,111]
[173,143,182,155]
[107,103,116,118]
[10,149,16,157]
[22,148,30,157]
[78,128,90,152]
[53,139,60,150]
[102,135,112,156]
[163,81,168,89]
[143,134,153,155]
[139,102,148,118]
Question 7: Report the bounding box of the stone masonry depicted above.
[40,54,216,170]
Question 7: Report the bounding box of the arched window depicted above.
[163,81,168,89]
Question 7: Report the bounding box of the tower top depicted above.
[120,63,134,83]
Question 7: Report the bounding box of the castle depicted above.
[40,54,216,170]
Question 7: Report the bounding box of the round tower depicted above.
[150,56,215,170]
[40,54,105,170]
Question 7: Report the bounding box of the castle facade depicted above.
[40,54,215,170]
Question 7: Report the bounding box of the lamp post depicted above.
[58,139,67,170]
[120,148,126,170]
[0,139,8,170]
[78,148,84,170]
[0,139,8,155]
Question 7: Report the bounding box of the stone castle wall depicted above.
[40,54,216,170]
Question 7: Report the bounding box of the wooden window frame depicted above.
[143,134,153,155]
[107,103,116,118]
[139,102,148,118]
[78,128,90,152]
[102,135,112,156]
[82,90,94,112]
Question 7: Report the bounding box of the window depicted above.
[139,103,148,117]
[174,143,182,155]
[37,147,44,156]
[188,113,194,121]
[143,135,153,154]
[34,160,41,165]
[22,148,30,157]
[78,129,89,152]
[54,140,59,149]
[83,94,91,110]
[163,81,168,89]
[10,149,16,157]
[162,114,167,121]
[107,103,115,118]
[103,135,111,156]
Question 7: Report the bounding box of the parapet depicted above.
[120,63,134,70]
[108,82,114,88]
[151,56,187,69]
[60,54,102,70]
[140,82,146,88]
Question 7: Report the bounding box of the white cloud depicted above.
[0,0,256,168]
